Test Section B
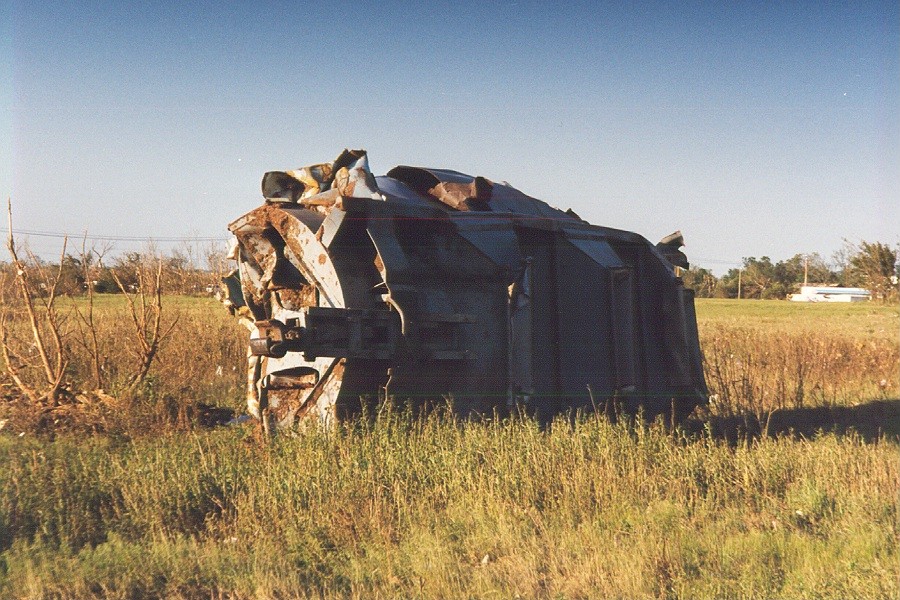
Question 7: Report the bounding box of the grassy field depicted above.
[696,299,898,419]
[697,298,898,341]
[0,297,898,598]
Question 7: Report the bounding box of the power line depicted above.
[9,229,229,243]
[691,257,742,267]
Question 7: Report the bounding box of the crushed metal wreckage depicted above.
[222,149,707,431]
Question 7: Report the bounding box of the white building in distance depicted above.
[789,286,871,303]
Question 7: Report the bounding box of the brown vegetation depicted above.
[0,286,897,599]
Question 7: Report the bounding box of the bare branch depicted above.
[7,199,56,386]
[109,251,176,391]
[3,198,70,402]
[0,309,38,402]
[69,234,103,389]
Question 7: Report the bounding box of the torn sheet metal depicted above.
[222,149,708,429]
[262,149,382,203]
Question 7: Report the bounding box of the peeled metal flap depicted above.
[262,167,330,202]
[387,166,493,211]
[659,230,684,247]
[657,230,689,269]
[261,149,381,203]
[387,166,474,186]
[373,176,449,210]
[330,149,382,199]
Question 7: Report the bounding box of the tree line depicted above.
[0,242,229,301]
[2,239,897,303]
[681,240,899,302]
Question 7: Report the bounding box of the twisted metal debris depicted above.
[223,149,707,431]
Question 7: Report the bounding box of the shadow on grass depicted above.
[683,399,900,444]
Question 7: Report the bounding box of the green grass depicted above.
[1,296,898,598]
[1,415,897,599]
[696,298,899,342]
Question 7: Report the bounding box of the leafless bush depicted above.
[108,253,180,392]
[0,200,70,403]
[68,239,109,390]
[1,201,196,428]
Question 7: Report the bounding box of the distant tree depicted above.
[715,254,840,300]
[841,240,899,302]
[805,253,837,284]
[739,257,778,299]
[110,252,144,292]
[772,253,837,297]
[713,256,807,300]
[94,266,120,293]
[679,266,718,298]
[161,249,191,295]
[53,254,84,296]
[716,267,740,298]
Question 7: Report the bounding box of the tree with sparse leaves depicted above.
[679,266,718,298]
[720,257,779,299]
[839,240,899,302]
[773,253,837,293]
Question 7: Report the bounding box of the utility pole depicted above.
[737,268,742,300]
[803,256,809,286]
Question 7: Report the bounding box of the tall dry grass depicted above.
[0,296,898,597]
[4,296,896,432]
[0,295,246,434]
[701,325,897,414]
[697,300,898,417]
[0,413,897,599]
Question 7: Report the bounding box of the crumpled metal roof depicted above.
[262,148,580,221]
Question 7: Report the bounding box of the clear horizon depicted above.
[3,1,898,275]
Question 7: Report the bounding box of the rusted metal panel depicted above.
[222,149,708,429]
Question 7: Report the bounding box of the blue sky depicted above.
[3,1,897,272]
